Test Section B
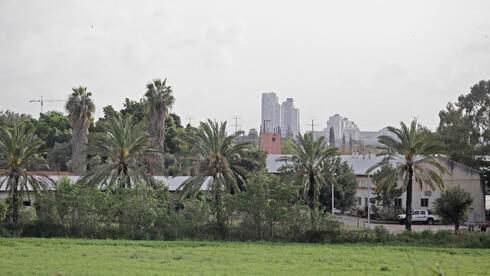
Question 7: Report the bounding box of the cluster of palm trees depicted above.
[0,78,448,232]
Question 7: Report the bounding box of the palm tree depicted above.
[279,133,338,214]
[81,114,159,189]
[367,120,446,231]
[0,124,51,227]
[144,79,175,172]
[178,120,252,236]
[66,86,95,175]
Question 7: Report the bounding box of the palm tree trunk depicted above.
[72,121,88,175]
[309,174,317,227]
[405,166,413,231]
[214,182,226,239]
[11,176,19,228]
[148,110,166,175]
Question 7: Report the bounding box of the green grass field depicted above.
[0,238,488,275]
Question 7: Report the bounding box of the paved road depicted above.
[337,215,455,233]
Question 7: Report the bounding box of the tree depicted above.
[178,120,252,237]
[0,124,51,227]
[0,111,31,129]
[434,185,473,233]
[145,79,175,172]
[349,134,353,152]
[279,133,338,216]
[456,80,489,145]
[227,173,297,239]
[319,158,358,212]
[437,80,489,189]
[329,127,335,146]
[372,164,403,212]
[66,87,95,175]
[81,114,159,189]
[368,120,447,231]
[23,112,71,150]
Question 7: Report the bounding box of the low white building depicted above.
[266,154,487,224]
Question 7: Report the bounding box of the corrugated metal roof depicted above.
[266,154,386,175]
[0,176,212,192]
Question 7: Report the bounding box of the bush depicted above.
[0,201,7,222]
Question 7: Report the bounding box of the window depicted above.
[413,210,419,215]
[394,198,402,207]
[22,200,31,207]
[421,198,429,207]
[357,197,362,206]
[272,137,276,142]
[420,210,426,215]
[365,197,368,207]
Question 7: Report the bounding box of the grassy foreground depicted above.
[0,238,488,275]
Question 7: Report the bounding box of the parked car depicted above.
[398,209,440,225]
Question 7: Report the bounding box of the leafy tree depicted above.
[434,185,473,233]
[0,111,31,129]
[47,142,71,171]
[281,137,296,154]
[178,120,252,237]
[368,120,447,231]
[372,164,403,212]
[329,127,335,146]
[349,134,353,152]
[66,87,95,175]
[23,112,71,150]
[0,124,51,227]
[319,158,358,212]
[145,79,175,171]
[437,80,489,189]
[121,98,147,124]
[81,114,159,189]
[279,133,338,217]
[227,173,297,239]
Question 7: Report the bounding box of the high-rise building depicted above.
[260,92,281,134]
[281,98,300,139]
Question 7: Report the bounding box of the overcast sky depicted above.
[1,0,489,132]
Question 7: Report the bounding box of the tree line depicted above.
[0,78,488,236]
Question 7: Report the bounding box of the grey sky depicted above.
[1,0,489,132]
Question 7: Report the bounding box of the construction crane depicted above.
[29,96,64,113]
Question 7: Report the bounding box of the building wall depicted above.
[353,158,486,223]
[280,98,300,139]
[259,133,282,154]
[261,92,281,133]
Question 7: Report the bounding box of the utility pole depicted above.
[331,181,335,216]
[232,115,240,133]
[310,119,317,133]
[367,174,371,229]
[29,96,64,113]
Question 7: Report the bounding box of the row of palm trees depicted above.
[66,79,174,176]
[1,79,448,231]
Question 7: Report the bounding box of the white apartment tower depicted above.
[261,92,281,133]
[281,98,300,139]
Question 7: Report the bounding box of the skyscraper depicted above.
[261,92,281,133]
[281,98,300,139]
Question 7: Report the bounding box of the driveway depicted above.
[336,215,455,233]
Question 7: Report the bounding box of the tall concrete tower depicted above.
[280,98,300,139]
[260,92,281,134]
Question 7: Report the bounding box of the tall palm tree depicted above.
[178,120,252,236]
[367,120,447,231]
[280,133,338,216]
[0,124,51,227]
[81,114,159,189]
[144,79,175,172]
[66,86,95,175]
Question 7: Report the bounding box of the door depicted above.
[412,210,421,222]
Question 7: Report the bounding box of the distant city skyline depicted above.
[1,1,489,133]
